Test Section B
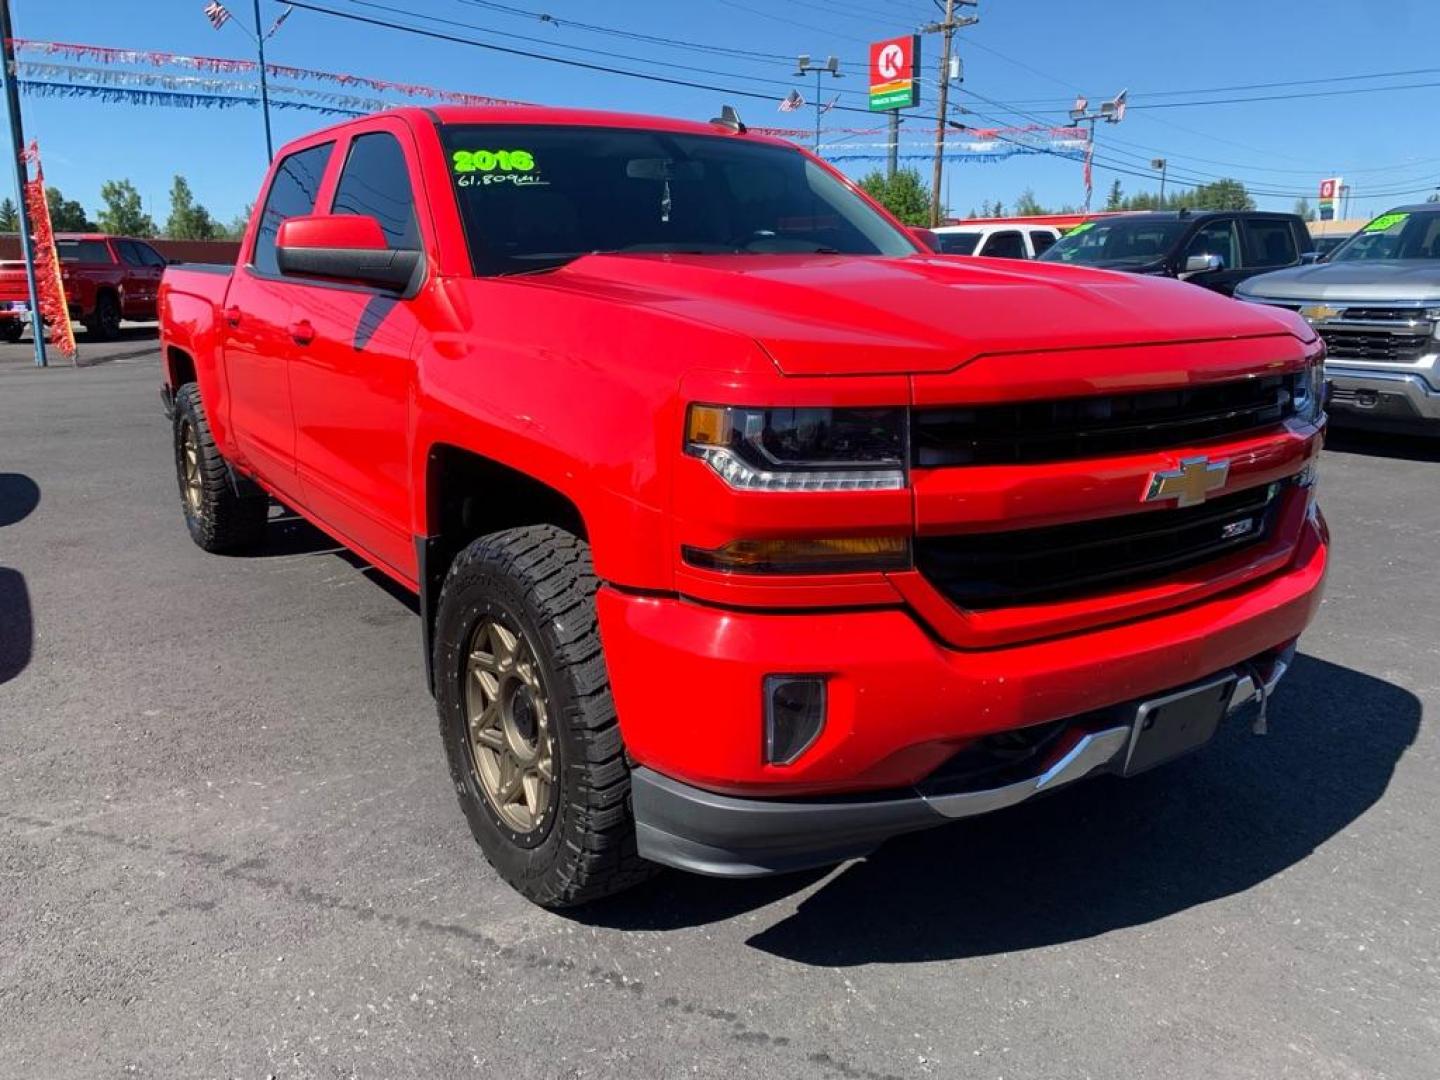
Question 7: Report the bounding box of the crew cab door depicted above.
[221,140,336,502]
[286,122,426,580]
[113,239,165,320]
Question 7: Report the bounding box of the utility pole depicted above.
[795,54,841,154]
[923,0,978,227]
[0,0,46,367]
[253,0,274,161]
[1152,157,1168,206]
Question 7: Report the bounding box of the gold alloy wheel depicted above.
[464,617,556,835]
[179,419,202,516]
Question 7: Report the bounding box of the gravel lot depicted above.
[1,342,1437,1080]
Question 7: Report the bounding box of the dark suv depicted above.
[1039,210,1314,296]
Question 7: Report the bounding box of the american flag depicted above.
[1082,140,1094,201]
[778,89,805,113]
[203,1,231,30]
[266,4,294,37]
[819,95,839,115]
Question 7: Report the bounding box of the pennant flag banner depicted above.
[18,141,77,361]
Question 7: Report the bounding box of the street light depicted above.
[1151,158,1168,206]
[1069,89,1127,211]
[795,54,842,153]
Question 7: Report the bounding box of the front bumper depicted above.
[1327,366,1440,432]
[632,647,1294,877]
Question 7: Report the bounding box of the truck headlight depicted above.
[685,404,907,491]
[1292,357,1326,424]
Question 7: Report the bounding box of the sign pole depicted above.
[253,0,274,161]
[0,0,46,367]
[886,109,899,179]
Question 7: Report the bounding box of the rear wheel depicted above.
[434,525,654,908]
[172,383,268,553]
[0,321,23,343]
[84,292,120,340]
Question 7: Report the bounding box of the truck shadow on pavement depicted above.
[0,472,40,685]
[1324,430,1440,463]
[254,505,420,614]
[585,655,1420,964]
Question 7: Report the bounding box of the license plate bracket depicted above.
[1122,675,1235,776]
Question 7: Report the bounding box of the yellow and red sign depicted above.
[1318,177,1343,221]
[868,35,920,112]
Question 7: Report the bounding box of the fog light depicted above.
[764,675,826,765]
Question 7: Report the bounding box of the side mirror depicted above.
[908,226,940,252]
[275,215,422,293]
[1183,253,1223,274]
[1300,251,1321,265]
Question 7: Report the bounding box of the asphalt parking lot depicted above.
[1,343,1437,1080]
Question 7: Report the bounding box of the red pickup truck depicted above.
[0,233,167,341]
[159,106,1329,907]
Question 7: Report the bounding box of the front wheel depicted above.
[84,293,121,340]
[0,321,23,343]
[433,526,654,908]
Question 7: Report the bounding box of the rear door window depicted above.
[252,141,335,275]
[115,240,147,267]
[1028,230,1057,256]
[981,231,1026,259]
[1244,218,1299,268]
[330,131,420,250]
[56,239,112,264]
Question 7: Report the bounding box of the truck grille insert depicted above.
[1316,327,1431,364]
[915,482,1284,609]
[912,375,1302,467]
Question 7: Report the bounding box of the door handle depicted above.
[288,319,316,346]
[224,305,242,327]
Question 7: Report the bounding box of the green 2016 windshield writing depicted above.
[1364,212,1408,233]
[453,149,535,174]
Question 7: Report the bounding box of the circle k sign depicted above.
[868,34,920,111]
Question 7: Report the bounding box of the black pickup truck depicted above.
[1039,210,1314,296]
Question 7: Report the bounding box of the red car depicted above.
[159,106,1329,907]
[0,233,167,341]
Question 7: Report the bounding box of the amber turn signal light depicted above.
[682,536,911,574]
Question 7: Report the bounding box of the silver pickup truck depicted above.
[1236,204,1440,434]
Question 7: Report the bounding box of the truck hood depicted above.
[535,253,1307,375]
[1237,260,1440,304]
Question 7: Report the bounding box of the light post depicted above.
[795,54,841,154]
[1151,158,1168,206]
[1070,89,1127,211]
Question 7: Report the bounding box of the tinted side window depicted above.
[331,132,420,250]
[136,243,166,267]
[56,239,113,264]
[253,142,334,274]
[982,231,1026,259]
[936,232,981,255]
[1185,220,1240,269]
[1245,218,1298,267]
[116,240,146,267]
[1029,230,1056,256]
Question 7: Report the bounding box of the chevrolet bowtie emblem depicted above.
[1300,304,1343,322]
[1145,456,1230,507]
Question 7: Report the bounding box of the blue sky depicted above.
[6,0,1439,225]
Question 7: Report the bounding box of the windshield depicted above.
[1329,210,1440,261]
[1039,218,1189,267]
[934,231,981,255]
[440,124,916,275]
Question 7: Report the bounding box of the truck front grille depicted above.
[911,374,1301,467]
[1317,327,1432,364]
[915,482,1284,609]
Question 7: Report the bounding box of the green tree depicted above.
[1427,189,1440,203]
[1179,178,1255,211]
[96,179,155,236]
[1105,179,1124,211]
[45,186,93,230]
[218,203,253,240]
[0,197,18,232]
[165,175,218,240]
[1013,188,1046,216]
[857,167,936,227]
[1293,197,1315,221]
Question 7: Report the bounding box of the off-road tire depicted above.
[84,292,121,340]
[434,525,655,908]
[172,383,268,553]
